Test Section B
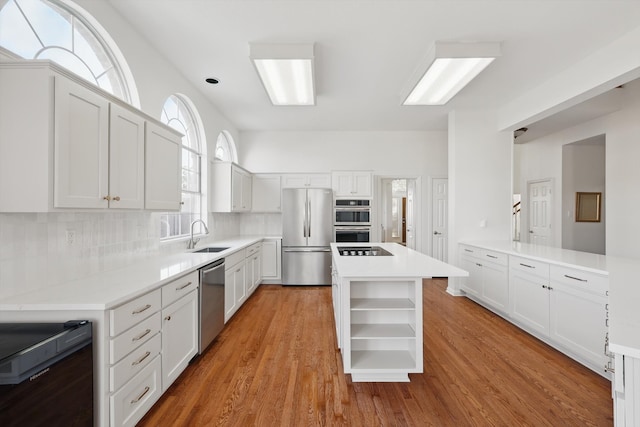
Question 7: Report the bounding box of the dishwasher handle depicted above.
[201,259,225,276]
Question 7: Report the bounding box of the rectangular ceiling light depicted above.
[250,43,315,106]
[403,41,501,106]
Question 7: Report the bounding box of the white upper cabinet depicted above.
[53,76,110,208]
[210,162,252,212]
[109,103,146,209]
[0,61,181,212]
[145,122,182,210]
[332,171,373,197]
[281,173,331,189]
[252,174,281,212]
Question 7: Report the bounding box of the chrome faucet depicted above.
[187,219,209,249]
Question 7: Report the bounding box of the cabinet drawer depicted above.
[162,271,198,307]
[110,312,161,364]
[225,249,245,269]
[110,289,161,336]
[246,242,261,257]
[509,255,549,278]
[460,245,480,258]
[110,333,161,392]
[550,265,608,295]
[481,250,508,266]
[110,355,162,427]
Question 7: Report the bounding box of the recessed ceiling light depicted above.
[205,78,219,84]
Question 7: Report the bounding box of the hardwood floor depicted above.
[139,279,612,426]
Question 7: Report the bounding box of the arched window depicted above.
[0,0,138,106]
[215,131,238,163]
[160,94,207,240]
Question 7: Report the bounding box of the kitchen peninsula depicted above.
[330,242,468,382]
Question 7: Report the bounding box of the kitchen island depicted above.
[330,242,468,382]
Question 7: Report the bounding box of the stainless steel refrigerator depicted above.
[282,188,333,285]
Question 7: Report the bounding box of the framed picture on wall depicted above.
[575,192,601,222]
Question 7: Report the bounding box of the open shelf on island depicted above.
[350,298,415,310]
[351,350,416,370]
[351,323,416,339]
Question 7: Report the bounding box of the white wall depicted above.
[513,80,640,258]
[448,109,513,293]
[239,130,448,253]
[562,138,606,254]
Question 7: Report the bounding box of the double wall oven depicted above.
[334,199,371,243]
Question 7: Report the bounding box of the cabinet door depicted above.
[352,172,372,197]
[241,171,252,211]
[231,167,243,211]
[161,290,198,391]
[224,268,236,323]
[509,270,550,336]
[482,262,509,312]
[54,77,109,208]
[239,260,249,306]
[333,173,353,197]
[109,104,145,209]
[549,283,607,369]
[261,239,281,280]
[281,174,308,188]
[252,174,281,212]
[307,174,331,188]
[145,122,181,210]
[459,256,482,297]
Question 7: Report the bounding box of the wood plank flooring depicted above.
[139,279,612,426]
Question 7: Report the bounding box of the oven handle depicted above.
[334,226,371,231]
[334,207,371,211]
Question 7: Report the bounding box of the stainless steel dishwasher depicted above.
[199,258,225,354]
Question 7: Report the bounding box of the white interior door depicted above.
[432,178,448,262]
[528,180,552,245]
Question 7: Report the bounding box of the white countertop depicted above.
[460,240,640,359]
[0,236,271,311]
[460,240,609,275]
[330,242,468,279]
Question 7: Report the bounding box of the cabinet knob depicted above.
[103,195,111,201]
[113,196,121,202]
[165,315,171,321]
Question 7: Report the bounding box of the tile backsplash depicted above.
[0,211,282,298]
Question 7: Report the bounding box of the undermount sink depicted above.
[194,247,229,253]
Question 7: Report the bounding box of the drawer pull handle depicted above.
[564,274,587,282]
[132,304,152,315]
[520,263,535,269]
[132,351,151,366]
[131,386,150,404]
[476,263,482,267]
[606,303,609,311]
[132,329,151,342]
[486,255,498,259]
[176,281,192,291]
[464,249,473,252]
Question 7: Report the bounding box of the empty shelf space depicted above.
[351,350,416,370]
[351,323,416,339]
[350,298,415,311]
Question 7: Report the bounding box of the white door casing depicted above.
[432,178,448,261]
[528,179,552,245]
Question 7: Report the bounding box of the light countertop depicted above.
[330,242,468,279]
[0,236,274,311]
[460,240,640,359]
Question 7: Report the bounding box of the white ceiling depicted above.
[107,0,640,133]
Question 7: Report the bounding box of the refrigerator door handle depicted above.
[303,197,308,238]
[307,199,312,237]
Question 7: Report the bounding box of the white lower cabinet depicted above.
[509,256,551,336]
[246,242,262,296]
[459,245,508,313]
[161,289,198,391]
[261,238,282,284]
[613,352,640,426]
[225,249,246,322]
[110,356,162,427]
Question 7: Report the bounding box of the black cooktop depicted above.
[337,246,393,256]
